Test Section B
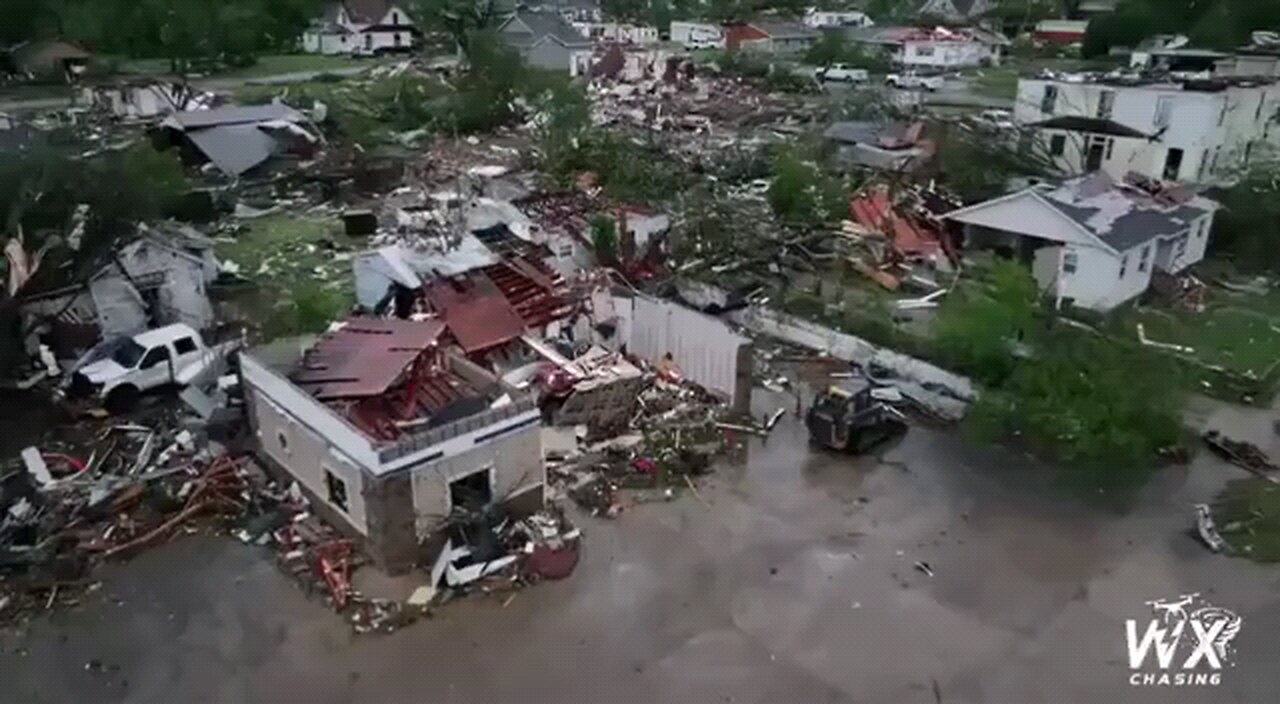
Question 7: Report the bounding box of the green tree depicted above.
[1211,146,1280,272]
[933,260,1038,386]
[412,0,504,56]
[591,216,619,263]
[767,150,844,225]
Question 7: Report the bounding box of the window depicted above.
[448,468,493,511]
[394,33,402,47]
[1097,90,1115,119]
[914,45,935,57]
[1176,236,1188,257]
[1256,95,1266,122]
[1119,254,1128,278]
[1062,251,1078,274]
[1041,84,1058,114]
[173,337,197,355]
[1163,147,1184,180]
[325,469,349,511]
[392,11,400,25]
[276,430,290,454]
[1139,244,1152,272]
[139,346,170,369]
[1155,96,1173,128]
[1049,133,1067,156]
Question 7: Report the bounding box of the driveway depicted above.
[0,384,1276,703]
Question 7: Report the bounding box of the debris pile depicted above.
[0,415,262,623]
[1202,430,1280,482]
[548,373,730,518]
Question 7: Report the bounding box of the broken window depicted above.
[1097,90,1115,119]
[1049,134,1067,156]
[449,468,493,512]
[326,469,349,512]
[1041,85,1058,114]
[1119,254,1128,278]
[139,346,170,370]
[1163,148,1184,180]
[1139,244,1152,272]
[1062,251,1078,274]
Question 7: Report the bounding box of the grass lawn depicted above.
[114,53,372,79]
[1214,478,1280,562]
[215,211,358,336]
[217,54,372,79]
[1124,296,1280,378]
[970,66,1020,100]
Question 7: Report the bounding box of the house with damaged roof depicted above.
[945,172,1218,310]
[241,318,545,572]
[157,104,318,178]
[302,0,418,55]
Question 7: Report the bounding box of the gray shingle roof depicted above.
[504,10,589,48]
[749,18,819,40]
[1039,174,1216,252]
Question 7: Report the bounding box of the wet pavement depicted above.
[1,387,1278,703]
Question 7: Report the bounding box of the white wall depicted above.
[408,425,543,538]
[1015,77,1280,183]
[241,354,378,533]
[620,294,751,409]
[952,191,1099,247]
[1039,130,1159,179]
[670,21,722,46]
[1031,243,1143,311]
[901,40,997,68]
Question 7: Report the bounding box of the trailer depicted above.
[670,21,724,49]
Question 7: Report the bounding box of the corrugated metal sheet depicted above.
[291,318,445,399]
[623,294,751,408]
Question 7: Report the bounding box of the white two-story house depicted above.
[1014,73,1280,184]
[945,172,1218,311]
[302,0,418,55]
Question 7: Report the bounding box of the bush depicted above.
[767,150,846,225]
[932,260,1037,385]
[968,330,1185,491]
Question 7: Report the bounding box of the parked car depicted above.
[885,71,944,91]
[64,324,227,412]
[818,64,870,83]
[686,37,724,50]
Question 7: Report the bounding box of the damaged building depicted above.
[19,225,220,343]
[945,171,1218,310]
[156,104,318,177]
[240,318,545,572]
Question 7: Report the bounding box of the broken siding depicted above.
[409,423,543,539]
[624,295,752,410]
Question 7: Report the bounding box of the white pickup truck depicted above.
[65,324,231,412]
[818,64,870,83]
[885,72,944,91]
